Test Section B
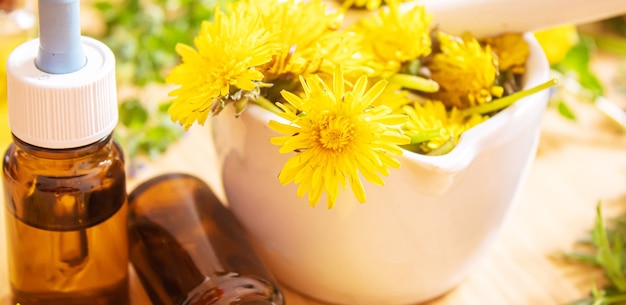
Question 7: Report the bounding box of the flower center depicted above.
[316,115,354,152]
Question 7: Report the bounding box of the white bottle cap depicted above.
[5,0,117,149]
[6,37,118,149]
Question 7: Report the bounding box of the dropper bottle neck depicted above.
[12,134,114,160]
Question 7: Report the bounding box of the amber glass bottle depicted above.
[3,0,129,303]
[128,173,284,305]
[2,135,129,305]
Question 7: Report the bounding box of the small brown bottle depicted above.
[128,173,284,305]
[3,136,129,305]
[3,0,129,304]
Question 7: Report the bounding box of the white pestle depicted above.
[341,0,626,37]
[422,0,626,37]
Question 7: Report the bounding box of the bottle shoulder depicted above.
[2,136,125,183]
[2,137,127,231]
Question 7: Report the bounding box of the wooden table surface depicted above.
[1,54,626,305]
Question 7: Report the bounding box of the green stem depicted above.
[254,95,282,115]
[409,129,443,144]
[426,138,456,156]
[388,73,440,93]
[462,78,558,116]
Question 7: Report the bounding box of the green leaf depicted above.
[158,101,172,113]
[564,202,626,305]
[93,0,232,162]
[119,99,148,128]
[555,38,605,98]
[92,0,223,85]
[561,43,592,72]
[579,70,605,98]
[563,251,600,266]
[592,204,626,291]
[557,100,577,120]
[92,1,113,12]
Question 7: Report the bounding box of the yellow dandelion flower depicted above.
[402,100,488,154]
[427,32,501,109]
[340,0,406,10]
[269,66,410,208]
[166,6,280,129]
[484,33,530,74]
[352,2,432,77]
[236,0,343,80]
[371,81,412,112]
[342,0,384,10]
[317,30,376,81]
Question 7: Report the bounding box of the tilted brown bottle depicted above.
[128,173,284,305]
